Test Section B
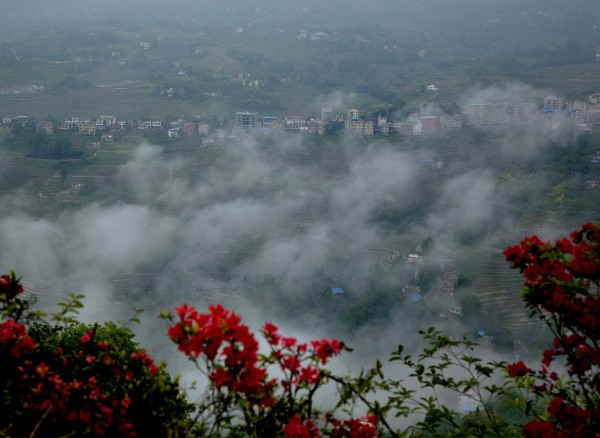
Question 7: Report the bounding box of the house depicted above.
[99,115,116,125]
[448,302,462,316]
[426,84,439,92]
[283,116,306,130]
[420,116,437,134]
[440,114,463,130]
[262,116,278,129]
[37,121,54,135]
[332,287,345,296]
[78,121,96,135]
[167,128,180,138]
[184,123,197,136]
[407,254,423,264]
[412,121,423,135]
[589,93,600,105]
[198,123,209,135]
[100,134,114,142]
[139,42,151,49]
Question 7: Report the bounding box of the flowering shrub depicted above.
[0,273,193,437]
[504,222,600,437]
[163,303,377,437]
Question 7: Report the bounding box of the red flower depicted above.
[283,414,320,438]
[79,330,93,344]
[311,338,343,364]
[506,361,531,377]
[522,420,560,437]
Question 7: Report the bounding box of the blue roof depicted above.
[410,294,422,302]
[332,287,345,295]
[263,116,278,120]
[351,117,359,121]
[420,159,433,164]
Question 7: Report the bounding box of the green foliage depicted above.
[0,278,193,437]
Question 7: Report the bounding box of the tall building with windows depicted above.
[321,108,334,122]
[234,111,257,131]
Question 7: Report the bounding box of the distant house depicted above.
[78,121,96,135]
[426,84,439,92]
[448,302,462,316]
[37,121,54,135]
[198,123,210,135]
[332,287,345,296]
[184,123,197,136]
[589,93,600,105]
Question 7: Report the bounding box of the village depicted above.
[3,91,600,147]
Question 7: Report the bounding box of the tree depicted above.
[504,222,600,437]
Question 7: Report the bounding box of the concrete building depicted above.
[78,121,96,135]
[262,116,279,129]
[347,108,359,119]
[198,123,210,135]
[283,116,306,130]
[420,116,438,134]
[543,96,565,111]
[234,111,257,131]
[589,93,600,105]
[440,114,463,130]
[321,108,334,123]
[37,121,54,135]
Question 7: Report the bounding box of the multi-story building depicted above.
[37,121,54,135]
[321,108,334,123]
[234,111,257,131]
[420,116,437,134]
[283,116,306,130]
[184,123,197,136]
[198,123,210,135]
[262,116,279,129]
[440,114,463,130]
[344,118,373,136]
[543,96,565,111]
[78,121,96,135]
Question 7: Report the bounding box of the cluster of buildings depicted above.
[233,91,600,138]
[1,114,212,141]
[4,91,600,144]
